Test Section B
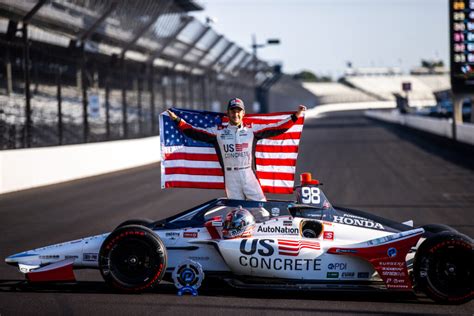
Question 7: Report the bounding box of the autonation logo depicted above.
[257,226,299,235]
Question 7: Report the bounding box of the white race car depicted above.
[5,173,473,304]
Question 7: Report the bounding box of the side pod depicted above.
[328,228,424,291]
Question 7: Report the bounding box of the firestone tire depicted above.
[413,231,473,304]
[99,225,167,293]
[421,224,458,237]
[115,219,153,230]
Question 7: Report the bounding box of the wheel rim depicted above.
[109,237,158,287]
[428,246,472,297]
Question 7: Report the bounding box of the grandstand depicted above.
[343,75,438,103]
[1,0,312,150]
[334,66,450,105]
[303,82,376,105]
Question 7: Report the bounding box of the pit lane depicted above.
[1,111,473,315]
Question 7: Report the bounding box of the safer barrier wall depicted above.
[0,136,160,194]
[365,110,474,146]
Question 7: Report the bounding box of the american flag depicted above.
[235,143,248,152]
[277,239,321,256]
[159,108,305,194]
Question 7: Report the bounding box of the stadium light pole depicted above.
[251,34,280,112]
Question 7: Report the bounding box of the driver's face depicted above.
[228,108,245,126]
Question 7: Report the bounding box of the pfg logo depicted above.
[328,263,347,270]
[387,247,397,258]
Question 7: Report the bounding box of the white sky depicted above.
[191,0,449,79]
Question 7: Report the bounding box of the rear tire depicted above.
[421,224,457,237]
[413,232,473,304]
[99,225,167,292]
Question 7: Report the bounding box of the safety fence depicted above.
[0,0,272,149]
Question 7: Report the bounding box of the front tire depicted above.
[413,232,473,304]
[115,219,153,230]
[99,225,167,292]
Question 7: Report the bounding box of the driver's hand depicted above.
[295,105,307,118]
[167,109,178,121]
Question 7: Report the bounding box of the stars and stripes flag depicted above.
[159,108,305,194]
[277,239,321,256]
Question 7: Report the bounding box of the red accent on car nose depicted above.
[26,259,76,283]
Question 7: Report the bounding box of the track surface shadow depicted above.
[0,279,425,305]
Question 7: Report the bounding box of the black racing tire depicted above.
[99,225,167,292]
[413,231,473,304]
[115,219,153,230]
[421,224,458,237]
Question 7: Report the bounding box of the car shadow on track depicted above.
[0,279,434,305]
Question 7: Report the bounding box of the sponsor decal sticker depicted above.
[387,247,397,257]
[240,239,320,257]
[327,272,339,278]
[379,261,404,266]
[333,215,384,229]
[328,263,347,270]
[166,232,180,238]
[235,143,249,152]
[188,256,210,261]
[381,271,406,277]
[257,226,299,235]
[65,255,79,259]
[271,208,280,216]
[357,272,370,278]
[323,231,334,240]
[238,239,322,271]
[283,220,293,227]
[335,248,357,254]
[39,255,60,259]
[183,232,198,238]
[83,253,98,262]
[239,256,322,271]
[277,239,320,256]
[341,272,355,278]
[212,221,223,227]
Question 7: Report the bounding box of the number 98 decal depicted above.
[301,187,320,204]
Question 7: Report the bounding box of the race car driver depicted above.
[167,98,306,201]
[222,207,256,239]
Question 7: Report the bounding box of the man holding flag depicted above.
[166,98,306,201]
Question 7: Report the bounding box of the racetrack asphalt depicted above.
[0,110,473,315]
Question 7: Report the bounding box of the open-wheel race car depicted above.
[5,173,473,304]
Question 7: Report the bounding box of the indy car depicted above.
[5,173,473,304]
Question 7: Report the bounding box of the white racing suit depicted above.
[175,113,298,201]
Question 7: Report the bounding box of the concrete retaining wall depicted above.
[365,110,474,146]
[0,136,160,194]
[0,100,445,195]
